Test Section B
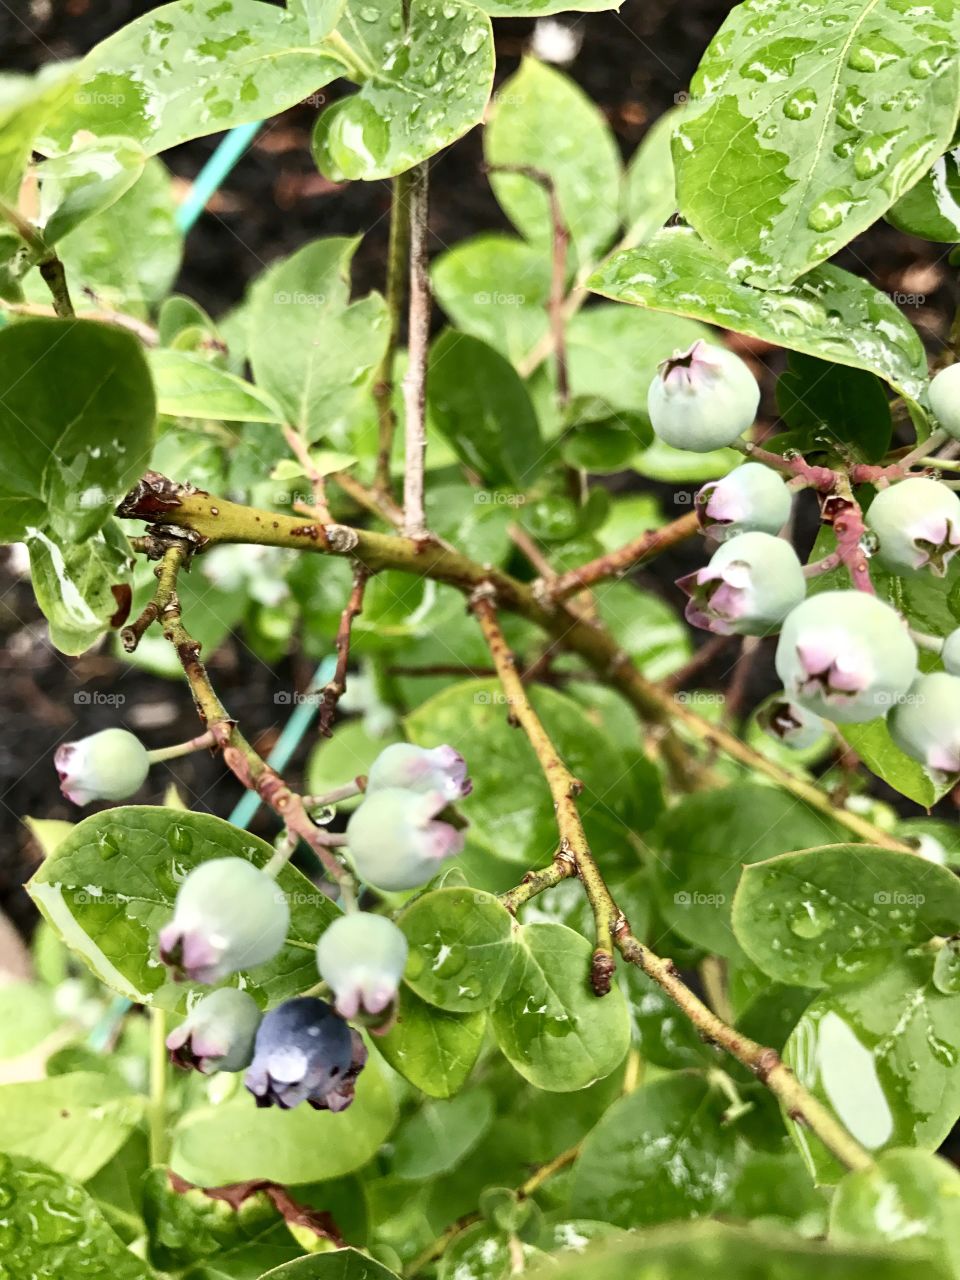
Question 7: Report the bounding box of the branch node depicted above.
[754,1047,782,1083]
[325,524,360,553]
[590,949,615,996]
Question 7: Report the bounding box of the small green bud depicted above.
[647,340,759,453]
[55,728,149,806]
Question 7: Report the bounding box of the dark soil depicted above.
[1,0,957,939]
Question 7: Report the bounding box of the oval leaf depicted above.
[400,886,514,1012]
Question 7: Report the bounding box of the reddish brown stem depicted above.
[317,564,370,738]
[546,511,700,601]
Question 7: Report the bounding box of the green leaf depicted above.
[733,844,960,988]
[622,108,679,247]
[258,1249,399,1279]
[777,352,892,463]
[784,956,960,1182]
[589,227,929,399]
[485,58,623,263]
[40,158,183,315]
[431,234,551,365]
[0,1153,151,1278]
[312,0,494,181]
[888,138,960,241]
[27,518,133,656]
[249,237,388,447]
[392,1087,494,1181]
[149,349,286,423]
[673,2,960,286]
[438,1226,547,1279]
[427,331,544,489]
[594,582,692,682]
[473,0,619,12]
[405,678,661,868]
[0,318,155,544]
[26,806,339,1012]
[399,886,514,1013]
[0,982,60,1058]
[37,136,146,245]
[570,1075,736,1226]
[0,1074,143,1183]
[47,0,343,156]
[0,66,78,201]
[653,783,845,960]
[840,717,953,807]
[543,1221,944,1280]
[171,1050,396,1185]
[489,922,630,1091]
[141,1167,305,1277]
[377,987,485,1098]
[830,1149,960,1275]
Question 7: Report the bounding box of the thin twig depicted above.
[283,425,332,523]
[374,172,412,496]
[546,511,700,601]
[402,162,431,540]
[471,591,621,994]
[486,164,570,405]
[317,564,370,737]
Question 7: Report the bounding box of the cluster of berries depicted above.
[157,743,471,1112]
[649,342,960,778]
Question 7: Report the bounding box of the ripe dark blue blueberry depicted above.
[244,996,367,1112]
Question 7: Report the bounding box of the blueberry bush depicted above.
[3,1,960,1277]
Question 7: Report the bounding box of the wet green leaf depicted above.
[0,318,154,545]
[489,923,630,1091]
[0,1153,151,1278]
[830,1148,960,1274]
[653,784,845,960]
[474,0,618,12]
[47,0,343,155]
[378,987,485,1098]
[733,844,960,988]
[544,1221,944,1280]
[259,1250,399,1279]
[149,349,285,423]
[249,236,388,447]
[570,1075,736,1226]
[38,136,146,245]
[589,228,929,399]
[171,1050,396,1186]
[27,806,339,1013]
[485,59,622,263]
[784,956,960,1182]
[840,717,953,807]
[399,887,514,1013]
[27,518,133,656]
[622,108,680,247]
[312,0,494,181]
[888,137,960,241]
[674,0,960,285]
[0,65,78,201]
[427,331,544,488]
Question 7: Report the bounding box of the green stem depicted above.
[373,172,412,495]
[323,29,375,80]
[149,1008,169,1167]
[116,479,911,854]
[145,730,216,764]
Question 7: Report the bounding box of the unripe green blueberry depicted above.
[346,788,464,892]
[865,477,960,577]
[366,743,471,801]
[775,591,917,724]
[942,627,960,675]
[647,340,759,453]
[928,363,960,439]
[244,996,367,1112]
[889,672,960,776]
[677,531,805,635]
[696,463,792,541]
[166,987,261,1074]
[316,912,408,1019]
[158,857,289,984]
[54,728,149,806]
